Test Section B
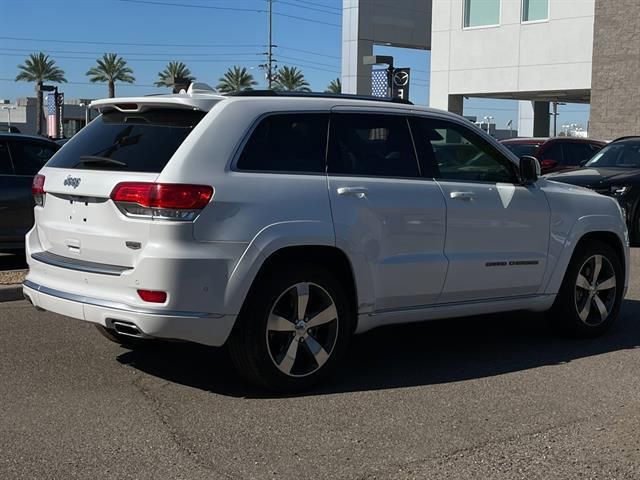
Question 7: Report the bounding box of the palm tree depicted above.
[325,77,341,94]
[86,53,135,98]
[15,52,66,136]
[216,66,258,93]
[155,61,195,91]
[273,66,311,92]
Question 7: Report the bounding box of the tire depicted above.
[94,324,149,348]
[228,262,353,392]
[550,239,624,337]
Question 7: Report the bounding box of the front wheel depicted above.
[550,240,624,337]
[228,263,353,392]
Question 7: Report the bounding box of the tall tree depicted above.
[325,77,341,94]
[155,61,195,90]
[216,66,258,93]
[15,52,66,136]
[273,66,311,92]
[86,53,135,98]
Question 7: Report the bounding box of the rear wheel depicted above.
[550,240,623,337]
[228,263,353,392]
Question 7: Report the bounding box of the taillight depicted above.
[110,182,213,221]
[32,174,46,207]
[137,289,167,303]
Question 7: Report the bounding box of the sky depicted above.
[0,0,589,131]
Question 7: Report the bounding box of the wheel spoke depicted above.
[267,314,296,332]
[296,283,309,321]
[592,255,603,284]
[306,304,338,329]
[304,334,330,368]
[278,337,299,374]
[596,276,616,292]
[576,274,591,290]
[593,294,609,321]
[578,297,592,322]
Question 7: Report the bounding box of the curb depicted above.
[0,284,23,303]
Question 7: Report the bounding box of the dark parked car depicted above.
[0,125,21,133]
[0,134,59,251]
[501,137,605,174]
[547,136,640,242]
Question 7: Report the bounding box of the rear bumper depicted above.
[23,280,237,347]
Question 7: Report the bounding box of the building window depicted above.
[522,0,548,22]
[464,0,500,28]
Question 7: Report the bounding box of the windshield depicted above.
[503,143,540,158]
[585,142,640,168]
[46,108,205,172]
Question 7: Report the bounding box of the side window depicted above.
[327,113,420,178]
[409,117,517,183]
[564,143,597,166]
[9,142,57,176]
[0,142,13,174]
[540,142,563,163]
[237,113,328,173]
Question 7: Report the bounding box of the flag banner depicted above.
[47,93,57,138]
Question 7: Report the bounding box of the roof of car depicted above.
[0,133,59,144]
[501,136,604,145]
[90,83,451,117]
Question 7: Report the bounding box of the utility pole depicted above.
[268,0,273,89]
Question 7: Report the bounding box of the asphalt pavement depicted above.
[1,251,640,479]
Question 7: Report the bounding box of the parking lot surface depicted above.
[1,251,640,479]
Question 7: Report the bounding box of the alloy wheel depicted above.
[574,254,617,326]
[265,282,339,377]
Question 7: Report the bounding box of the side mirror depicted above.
[520,156,540,183]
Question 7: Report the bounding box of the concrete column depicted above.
[533,101,550,137]
[341,1,373,95]
[447,94,464,116]
[517,101,534,137]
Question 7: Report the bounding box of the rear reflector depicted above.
[111,183,213,209]
[32,174,46,206]
[137,290,167,303]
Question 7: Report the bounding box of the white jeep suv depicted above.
[23,86,629,391]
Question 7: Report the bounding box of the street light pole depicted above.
[2,106,16,128]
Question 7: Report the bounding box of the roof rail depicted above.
[611,135,640,143]
[228,90,414,105]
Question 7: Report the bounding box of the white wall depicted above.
[430,0,595,109]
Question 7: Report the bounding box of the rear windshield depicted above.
[503,143,540,158]
[46,108,205,172]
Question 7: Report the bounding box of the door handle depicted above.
[337,186,368,199]
[450,191,475,201]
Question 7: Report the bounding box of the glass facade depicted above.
[464,0,500,28]
[522,0,549,22]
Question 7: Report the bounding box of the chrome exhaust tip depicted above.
[111,320,144,338]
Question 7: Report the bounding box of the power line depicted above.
[0,52,262,63]
[0,36,262,48]
[278,54,338,69]
[292,0,341,11]
[278,46,340,59]
[116,0,341,26]
[276,0,340,16]
[0,48,263,57]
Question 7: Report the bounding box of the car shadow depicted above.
[116,299,640,398]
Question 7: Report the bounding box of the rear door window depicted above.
[9,141,57,175]
[237,113,328,173]
[327,113,420,178]
[45,109,205,172]
[0,141,13,174]
[564,143,598,166]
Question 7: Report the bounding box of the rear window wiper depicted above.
[74,155,127,168]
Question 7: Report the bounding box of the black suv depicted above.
[0,134,59,251]
[548,136,640,242]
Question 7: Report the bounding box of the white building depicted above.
[342,0,597,137]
